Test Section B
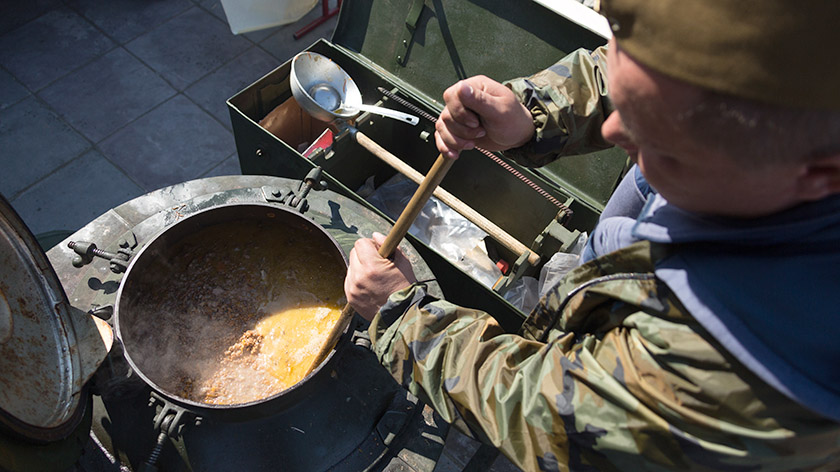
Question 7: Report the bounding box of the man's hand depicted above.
[435,75,535,159]
[345,232,417,321]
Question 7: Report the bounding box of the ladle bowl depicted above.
[291,52,418,125]
[308,83,343,112]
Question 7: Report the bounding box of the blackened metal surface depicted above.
[44,175,446,471]
[179,346,445,471]
[114,203,352,421]
[0,392,94,471]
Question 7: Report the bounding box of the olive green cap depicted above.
[598,0,840,110]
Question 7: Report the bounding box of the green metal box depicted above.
[227,0,628,331]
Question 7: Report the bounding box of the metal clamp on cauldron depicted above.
[68,232,138,274]
[139,392,201,472]
[262,166,329,213]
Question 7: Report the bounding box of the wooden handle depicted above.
[305,152,455,376]
[375,152,454,257]
[355,131,539,266]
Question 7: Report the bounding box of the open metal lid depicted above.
[0,195,111,442]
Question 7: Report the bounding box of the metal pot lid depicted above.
[0,195,110,441]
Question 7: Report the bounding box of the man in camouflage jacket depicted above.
[345,1,840,470]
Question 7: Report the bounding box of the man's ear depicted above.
[795,153,840,201]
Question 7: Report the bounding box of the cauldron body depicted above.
[115,203,351,420]
[112,203,415,470]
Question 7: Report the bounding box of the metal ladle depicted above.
[290,52,419,126]
[308,83,419,126]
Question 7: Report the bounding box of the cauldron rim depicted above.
[113,202,353,421]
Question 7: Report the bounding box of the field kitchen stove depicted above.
[1,175,450,471]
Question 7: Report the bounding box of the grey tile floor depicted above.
[0,1,520,470]
[0,0,332,237]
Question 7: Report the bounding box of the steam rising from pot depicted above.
[115,206,347,406]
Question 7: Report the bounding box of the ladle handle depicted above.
[306,153,455,376]
[354,131,539,266]
[354,104,420,126]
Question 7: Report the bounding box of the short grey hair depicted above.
[679,91,840,167]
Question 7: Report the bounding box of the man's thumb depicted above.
[457,81,499,122]
[372,232,387,246]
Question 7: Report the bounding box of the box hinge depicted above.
[397,0,427,66]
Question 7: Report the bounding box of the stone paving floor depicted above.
[0,1,520,470]
[1,0,329,236]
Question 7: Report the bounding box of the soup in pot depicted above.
[199,305,342,405]
[120,209,347,406]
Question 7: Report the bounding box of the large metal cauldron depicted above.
[112,202,405,470]
[115,203,350,422]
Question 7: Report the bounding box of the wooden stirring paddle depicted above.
[305,153,455,376]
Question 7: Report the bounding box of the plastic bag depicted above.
[366,174,501,288]
[537,232,588,298]
[503,276,541,314]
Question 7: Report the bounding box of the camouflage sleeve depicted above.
[369,280,840,471]
[502,46,614,167]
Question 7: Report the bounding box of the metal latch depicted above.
[397,0,427,66]
[262,167,328,213]
[492,249,536,297]
[141,392,202,472]
[68,231,137,274]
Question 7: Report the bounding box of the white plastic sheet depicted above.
[506,233,587,314]
[364,174,588,315]
[365,175,502,289]
[538,233,587,299]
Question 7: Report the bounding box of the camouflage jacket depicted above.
[367,48,840,470]
[503,46,614,167]
[370,242,840,471]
